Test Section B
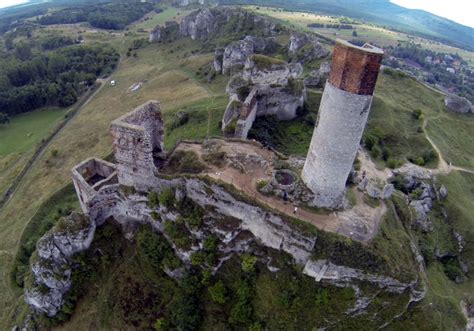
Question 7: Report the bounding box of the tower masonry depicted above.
[110,100,165,190]
[301,39,384,209]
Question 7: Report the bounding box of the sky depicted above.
[391,0,474,28]
[0,0,473,28]
[0,0,29,9]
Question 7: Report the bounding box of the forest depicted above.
[0,44,119,117]
[37,2,156,30]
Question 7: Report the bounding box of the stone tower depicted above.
[301,39,384,209]
[110,101,165,189]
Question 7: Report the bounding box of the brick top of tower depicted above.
[328,39,384,95]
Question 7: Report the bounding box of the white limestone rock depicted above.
[25,213,96,317]
[288,32,329,63]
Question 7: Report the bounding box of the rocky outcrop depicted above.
[149,21,179,43]
[304,61,331,88]
[288,32,329,63]
[180,8,277,41]
[218,36,280,75]
[213,48,225,73]
[303,259,420,294]
[242,54,302,85]
[444,95,473,114]
[180,8,215,40]
[25,213,96,317]
[358,178,394,200]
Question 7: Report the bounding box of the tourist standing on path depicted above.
[293,206,298,215]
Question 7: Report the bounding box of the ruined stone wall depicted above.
[110,101,164,190]
[234,88,259,139]
[255,85,304,121]
[72,158,116,213]
[302,40,383,208]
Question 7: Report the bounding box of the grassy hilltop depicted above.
[0,3,472,330]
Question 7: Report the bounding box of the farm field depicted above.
[246,6,474,65]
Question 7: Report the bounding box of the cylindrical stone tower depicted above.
[301,39,384,209]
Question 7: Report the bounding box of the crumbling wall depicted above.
[110,101,164,190]
[72,158,117,213]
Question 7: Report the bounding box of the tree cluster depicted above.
[37,2,154,30]
[0,44,119,116]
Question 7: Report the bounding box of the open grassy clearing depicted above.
[246,6,474,65]
[375,72,473,169]
[0,108,66,156]
[0,108,67,198]
[129,6,191,32]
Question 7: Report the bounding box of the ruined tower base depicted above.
[302,83,373,209]
[301,39,383,209]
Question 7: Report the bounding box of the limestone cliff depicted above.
[25,175,422,318]
[25,213,96,317]
[288,32,329,63]
[180,8,277,41]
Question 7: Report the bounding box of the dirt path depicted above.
[178,141,385,243]
[0,82,107,210]
[422,118,474,175]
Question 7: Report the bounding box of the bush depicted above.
[202,151,227,168]
[148,191,159,209]
[209,280,227,304]
[412,109,422,120]
[256,179,268,191]
[191,251,206,266]
[159,188,175,209]
[166,151,206,174]
[241,254,258,274]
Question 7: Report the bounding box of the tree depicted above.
[208,281,227,304]
[352,30,358,37]
[0,112,10,124]
[15,42,32,61]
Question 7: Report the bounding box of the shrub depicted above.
[166,151,206,174]
[202,151,227,168]
[158,188,175,209]
[150,211,161,222]
[256,179,268,191]
[208,280,227,304]
[148,191,159,209]
[412,109,422,120]
[241,254,258,274]
[191,251,206,266]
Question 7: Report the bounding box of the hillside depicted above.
[0,3,473,331]
[220,0,474,51]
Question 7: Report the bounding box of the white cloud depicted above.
[391,0,474,28]
[0,0,29,9]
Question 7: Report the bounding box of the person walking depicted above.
[283,191,288,204]
[293,206,298,215]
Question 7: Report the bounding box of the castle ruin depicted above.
[301,39,384,209]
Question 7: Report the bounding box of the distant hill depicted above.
[219,0,474,51]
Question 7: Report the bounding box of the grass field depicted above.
[375,72,473,169]
[0,108,67,199]
[0,108,66,156]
